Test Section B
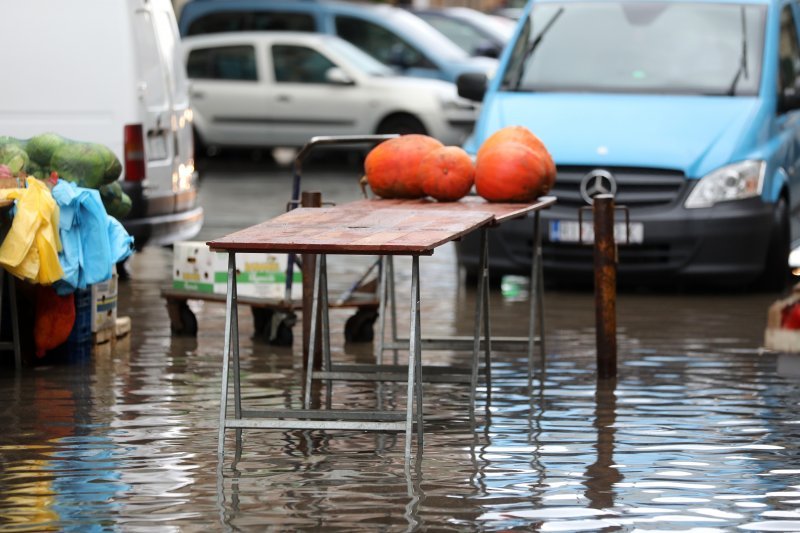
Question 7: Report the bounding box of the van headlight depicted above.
[684,160,765,209]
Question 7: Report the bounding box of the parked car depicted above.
[0,0,203,249]
[410,7,514,59]
[177,0,497,83]
[456,0,798,289]
[182,32,479,152]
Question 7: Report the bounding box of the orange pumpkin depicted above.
[475,141,550,202]
[478,125,556,187]
[420,146,474,202]
[364,134,444,199]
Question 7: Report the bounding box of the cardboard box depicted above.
[214,253,302,300]
[172,241,301,300]
[91,271,118,333]
[172,241,217,293]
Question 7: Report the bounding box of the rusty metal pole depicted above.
[593,194,617,379]
[302,191,322,372]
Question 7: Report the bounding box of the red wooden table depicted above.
[208,196,556,460]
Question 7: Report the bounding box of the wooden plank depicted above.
[343,195,557,224]
[208,206,494,255]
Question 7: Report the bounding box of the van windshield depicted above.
[502,2,766,96]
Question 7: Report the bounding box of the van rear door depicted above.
[131,0,195,202]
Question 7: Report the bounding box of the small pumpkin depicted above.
[478,125,556,187]
[420,146,474,202]
[363,134,444,199]
[475,141,550,203]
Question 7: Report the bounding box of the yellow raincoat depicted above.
[0,177,63,284]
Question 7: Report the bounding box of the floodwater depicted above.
[1,157,800,531]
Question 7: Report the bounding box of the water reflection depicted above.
[0,243,799,530]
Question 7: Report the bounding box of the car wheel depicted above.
[376,114,427,136]
[757,195,791,292]
[193,127,205,154]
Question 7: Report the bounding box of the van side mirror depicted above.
[457,72,488,102]
[325,67,354,86]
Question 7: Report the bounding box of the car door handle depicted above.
[191,91,204,99]
[277,94,291,102]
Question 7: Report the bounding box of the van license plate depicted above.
[549,220,644,244]
[147,135,168,160]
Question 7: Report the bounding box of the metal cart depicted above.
[161,134,397,345]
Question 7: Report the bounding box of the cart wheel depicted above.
[269,312,296,347]
[344,308,379,343]
[174,301,198,336]
[251,307,274,340]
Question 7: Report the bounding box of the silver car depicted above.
[182,31,479,152]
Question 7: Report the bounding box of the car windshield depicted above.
[387,7,474,62]
[502,1,766,96]
[325,36,394,76]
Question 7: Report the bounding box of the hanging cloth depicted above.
[0,177,63,284]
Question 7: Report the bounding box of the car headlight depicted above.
[684,160,765,209]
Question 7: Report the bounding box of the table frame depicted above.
[212,197,555,460]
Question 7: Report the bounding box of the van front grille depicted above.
[551,166,687,209]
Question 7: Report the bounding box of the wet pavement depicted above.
[1,154,800,531]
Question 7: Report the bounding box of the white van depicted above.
[0,0,203,248]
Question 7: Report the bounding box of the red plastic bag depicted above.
[34,286,75,358]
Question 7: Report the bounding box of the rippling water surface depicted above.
[2,161,800,531]
[1,244,798,532]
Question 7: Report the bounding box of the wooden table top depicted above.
[207,196,556,255]
[344,196,557,225]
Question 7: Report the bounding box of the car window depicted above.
[187,46,258,81]
[272,45,336,84]
[186,11,315,35]
[778,5,800,98]
[418,14,487,55]
[334,15,436,70]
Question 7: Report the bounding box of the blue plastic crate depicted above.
[66,288,93,362]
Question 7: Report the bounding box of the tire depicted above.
[344,308,379,343]
[376,115,427,136]
[173,301,198,336]
[757,195,791,292]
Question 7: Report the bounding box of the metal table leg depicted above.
[405,255,422,458]
[304,255,324,410]
[218,252,238,459]
[470,227,489,411]
[527,211,546,383]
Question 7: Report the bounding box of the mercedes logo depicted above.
[580,169,617,205]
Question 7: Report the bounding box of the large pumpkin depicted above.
[478,125,556,187]
[475,141,550,202]
[420,146,474,202]
[364,134,443,199]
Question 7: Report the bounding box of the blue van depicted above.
[456,0,800,289]
[177,0,496,83]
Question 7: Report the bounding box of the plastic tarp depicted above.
[0,177,63,284]
[51,180,134,295]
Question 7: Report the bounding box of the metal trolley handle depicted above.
[288,134,399,211]
[285,134,399,302]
